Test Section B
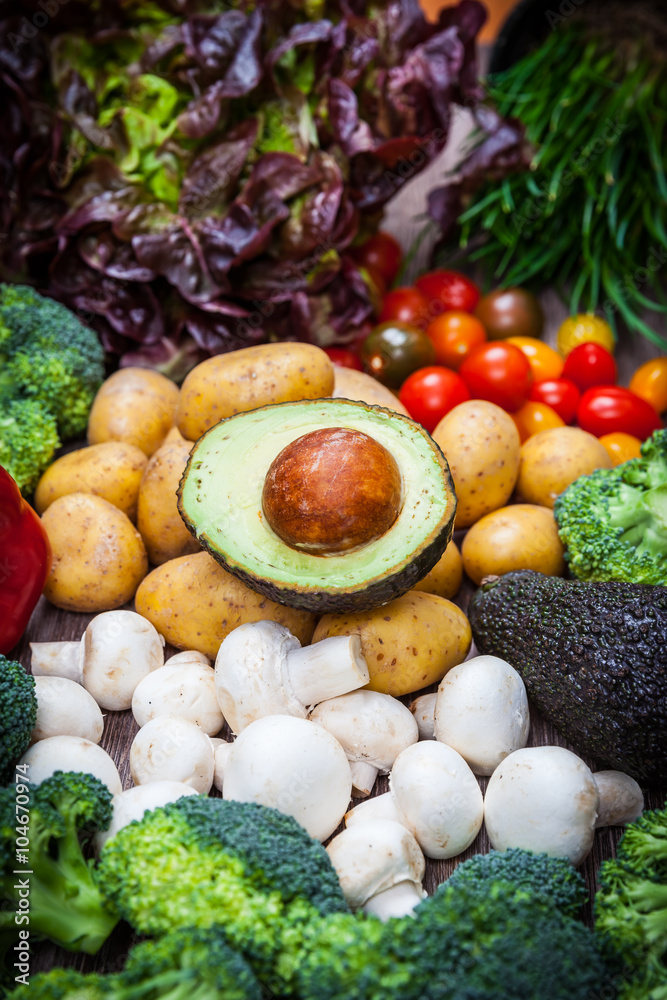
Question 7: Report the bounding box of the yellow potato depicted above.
[461,504,565,585]
[137,436,201,566]
[411,540,463,599]
[134,551,317,660]
[312,591,471,697]
[176,343,335,442]
[332,366,410,416]
[517,426,613,509]
[34,442,147,521]
[42,493,148,613]
[88,368,180,456]
[432,400,521,528]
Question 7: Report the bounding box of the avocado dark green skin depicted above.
[468,570,667,785]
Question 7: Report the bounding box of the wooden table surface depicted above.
[12,139,667,974]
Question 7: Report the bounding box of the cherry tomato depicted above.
[323,347,363,371]
[506,336,564,382]
[425,311,487,370]
[349,231,403,287]
[360,322,436,389]
[529,378,581,424]
[628,356,667,414]
[577,386,662,440]
[561,342,617,391]
[511,401,565,443]
[557,313,615,357]
[379,287,430,330]
[398,366,471,433]
[415,270,481,315]
[474,287,544,340]
[459,342,533,413]
[599,432,642,466]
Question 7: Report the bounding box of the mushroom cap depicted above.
[434,655,530,776]
[94,780,199,853]
[389,741,484,859]
[166,650,211,667]
[17,736,122,795]
[483,746,600,866]
[345,791,403,828]
[132,662,223,735]
[309,690,418,770]
[32,675,104,744]
[129,716,215,794]
[214,621,304,734]
[82,610,165,711]
[326,820,425,911]
[223,715,352,841]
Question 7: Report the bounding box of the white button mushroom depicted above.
[94,780,200,853]
[433,655,530,775]
[326,820,426,919]
[483,746,600,865]
[309,690,418,797]
[131,661,223,735]
[223,715,352,841]
[593,770,644,828]
[409,693,437,740]
[31,676,105,744]
[166,650,211,667]
[214,620,370,735]
[129,717,215,793]
[212,740,233,794]
[82,610,165,710]
[345,792,404,828]
[30,640,83,684]
[17,736,122,795]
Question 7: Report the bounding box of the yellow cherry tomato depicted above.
[506,336,564,382]
[557,314,615,357]
[599,432,642,466]
[511,401,565,443]
[628,357,667,414]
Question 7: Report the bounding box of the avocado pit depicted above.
[261,427,403,556]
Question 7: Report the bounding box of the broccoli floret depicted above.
[96,796,348,987]
[0,657,36,784]
[595,807,667,999]
[5,968,108,1000]
[0,396,60,495]
[0,771,118,954]
[554,428,667,585]
[445,847,588,918]
[0,284,105,441]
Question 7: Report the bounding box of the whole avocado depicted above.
[468,570,667,784]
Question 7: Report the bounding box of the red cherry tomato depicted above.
[459,342,533,413]
[379,287,430,330]
[529,378,581,424]
[349,232,403,287]
[577,386,662,440]
[323,347,363,371]
[415,270,481,316]
[561,342,617,391]
[398,366,471,433]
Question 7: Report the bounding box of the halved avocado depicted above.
[177,398,456,613]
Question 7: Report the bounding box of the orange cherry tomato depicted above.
[506,336,564,382]
[628,357,667,414]
[511,401,565,443]
[425,311,487,370]
[598,432,642,466]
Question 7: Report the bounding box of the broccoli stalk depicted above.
[0,771,118,954]
[0,656,37,783]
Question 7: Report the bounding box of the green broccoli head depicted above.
[0,656,36,783]
[0,284,105,441]
[554,429,667,585]
[0,771,117,955]
[0,396,60,495]
[4,968,108,1000]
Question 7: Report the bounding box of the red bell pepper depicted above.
[0,466,52,655]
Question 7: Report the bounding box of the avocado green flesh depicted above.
[178,399,456,612]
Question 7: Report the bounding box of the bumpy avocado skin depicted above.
[468,570,667,784]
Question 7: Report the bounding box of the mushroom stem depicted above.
[594,771,644,828]
[285,635,369,709]
[30,640,83,684]
[349,761,380,798]
[363,880,424,920]
[409,693,436,740]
